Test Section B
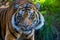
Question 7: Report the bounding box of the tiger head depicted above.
[8,0,44,35]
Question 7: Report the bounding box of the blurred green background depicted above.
[30,0,60,40]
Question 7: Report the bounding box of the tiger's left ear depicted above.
[35,2,40,11]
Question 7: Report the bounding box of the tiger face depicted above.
[11,3,38,34]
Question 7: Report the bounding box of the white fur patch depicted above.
[35,12,45,30]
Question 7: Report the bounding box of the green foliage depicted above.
[30,0,45,6]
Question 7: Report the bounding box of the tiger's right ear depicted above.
[35,2,40,11]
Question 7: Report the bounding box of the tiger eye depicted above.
[19,10,24,15]
[17,13,23,20]
[28,12,35,21]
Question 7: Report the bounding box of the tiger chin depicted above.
[0,0,44,40]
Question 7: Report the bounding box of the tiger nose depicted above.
[24,24,29,28]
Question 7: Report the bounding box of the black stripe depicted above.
[0,21,4,40]
[8,23,17,39]
[14,28,20,34]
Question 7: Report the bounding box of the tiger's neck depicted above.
[17,30,34,40]
[5,23,34,40]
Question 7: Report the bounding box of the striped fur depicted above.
[0,0,44,40]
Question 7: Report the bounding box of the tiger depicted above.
[0,0,44,40]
